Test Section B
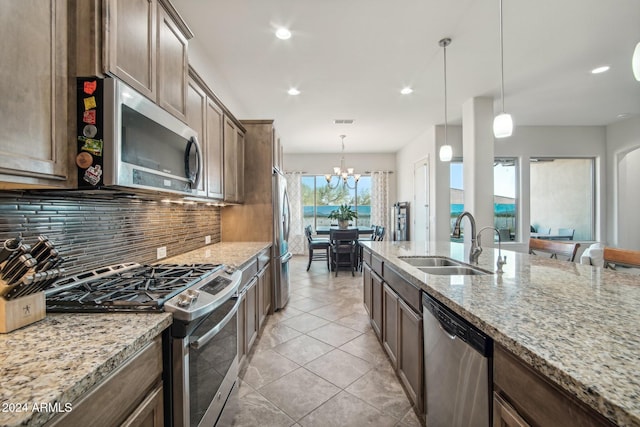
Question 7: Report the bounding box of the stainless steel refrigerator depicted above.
[273,169,292,310]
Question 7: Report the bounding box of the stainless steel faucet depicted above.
[452,211,482,264]
[476,226,507,274]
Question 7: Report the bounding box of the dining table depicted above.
[315,226,375,237]
[530,232,574,240]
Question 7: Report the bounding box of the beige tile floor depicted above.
[223,255,423,427]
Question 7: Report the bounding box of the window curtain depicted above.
[285,172,305,255]
[371,171,391,235]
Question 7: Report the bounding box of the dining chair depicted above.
[529,238,581,262]
[557,228,575,240]
[305,225,331,271]
[329,229,359,276]
[536,227,551,235]
[374,226,386,241]
[603,247,640,271]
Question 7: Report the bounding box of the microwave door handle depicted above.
[184,136,203,189]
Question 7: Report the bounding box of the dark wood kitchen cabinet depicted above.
[244,276,259,352]
[397,297,423,412]
[184,68,225,199]
[45,336,164,427]
[371,269,384,340]
[383,283,399,367]
[361,249,424,412]
[223,116,245,203]
[257,251,272,329]
[0,0,70,189]
[363,262,372,316]
[77,0,191,120]
[493,343,616,427]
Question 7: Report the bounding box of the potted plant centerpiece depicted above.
[328,204,358,229]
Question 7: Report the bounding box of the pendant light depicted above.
[633,41,640,81]
[439,38,453,162]
[493,0,513,138]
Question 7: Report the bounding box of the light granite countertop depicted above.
[362,240,640,427]
[162,241,271,268]
[0,312,172,427]
[0,241,269,427]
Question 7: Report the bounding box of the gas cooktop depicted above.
[45,263,224,312]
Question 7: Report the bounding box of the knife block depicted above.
[0,292,46,333]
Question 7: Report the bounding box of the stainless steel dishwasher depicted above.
[423,293,492,427]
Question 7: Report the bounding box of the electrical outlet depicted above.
[205,235,211,244]
[157,246,167,259]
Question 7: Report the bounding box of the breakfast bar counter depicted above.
[362,240,640,427]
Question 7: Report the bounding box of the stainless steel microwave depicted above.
[75,77,203,197]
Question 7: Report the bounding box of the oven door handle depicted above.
[190,297,241,350]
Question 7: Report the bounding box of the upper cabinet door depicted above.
[157,4,188,120]
[0,0,69,188]
[185,77,207,196]
[206,99,224,199]
[223,117,238,202]
[104,0,157,101]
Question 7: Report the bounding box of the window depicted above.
[494,158,517,241]
[449,158,518,242]
[530,158,594,241]
[302,175,372,229]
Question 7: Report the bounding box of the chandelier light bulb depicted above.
[493,113,513,138]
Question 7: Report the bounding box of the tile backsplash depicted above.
[0,192,221,276]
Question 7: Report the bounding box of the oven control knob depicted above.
[186,289,200,302]
[176,294,192,307]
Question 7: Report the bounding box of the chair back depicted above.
[304,225,313,243]
[557,228,575,240]
[374,226,386,241]
[329,229,359,245]
[536,227,551,235]
[603,247,640,269]
[529,238,580,262]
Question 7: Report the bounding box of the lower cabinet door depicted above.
[121,383,164,427]
[245,278,258,351]
[363,263,372,316]
[398,298,423,412]
[493,392,530,427]
[382,283,399,367]
[371,271,383,339]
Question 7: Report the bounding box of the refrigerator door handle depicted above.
[282,252,293,263]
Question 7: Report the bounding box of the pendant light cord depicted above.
[499,0,506,113]
[444,41,448,144]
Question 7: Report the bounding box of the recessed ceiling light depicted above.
[275,28,291,40]
[400,87,413,95]
[617,113,630,119]
[591,65,610,74]
[287,88,300,95]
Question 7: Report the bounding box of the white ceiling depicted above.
[172,0,640,154]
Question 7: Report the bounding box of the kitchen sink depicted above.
[417,266,492,276]
[398,256,463,267]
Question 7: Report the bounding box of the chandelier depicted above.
[325,135,361,189]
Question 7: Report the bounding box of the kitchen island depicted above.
[362,240,640,427]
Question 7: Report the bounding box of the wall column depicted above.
[462,97,494,245]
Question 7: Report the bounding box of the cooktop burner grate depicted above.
[46,263,223,312]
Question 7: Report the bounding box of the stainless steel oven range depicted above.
[46,262,242,427]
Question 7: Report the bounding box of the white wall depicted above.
[187,38,250,118]
[606,116,640,248]
[395,124,607,252]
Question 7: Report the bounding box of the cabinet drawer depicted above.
[257,248,271,270]
[240,258,258,289]
[362,246,372,266]
[46,336,163,427]
[494,344,615,427]
[372,254,384,276]
[383,265,421,313]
